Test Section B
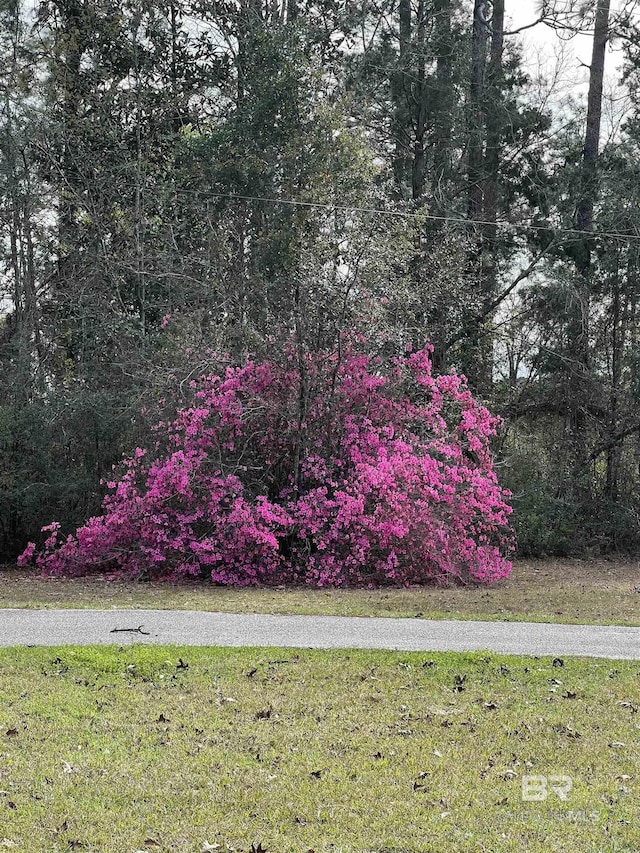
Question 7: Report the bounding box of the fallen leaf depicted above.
[552,724,581,739]
[452,674,467,692]
[413,771,430,792]
[255,707,272,720]
[499,769,517,780]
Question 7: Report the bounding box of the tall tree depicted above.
[568,0,611,493]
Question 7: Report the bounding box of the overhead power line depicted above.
[180,190,640,244]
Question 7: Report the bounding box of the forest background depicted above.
[1,0,640,564]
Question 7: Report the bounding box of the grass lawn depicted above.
[0,645,637,852]
[1,559,639,625]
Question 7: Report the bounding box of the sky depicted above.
[503,0,632,139]
[506,0,627,73]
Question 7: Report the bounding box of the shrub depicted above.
[20,341,514,586]
[0,394,127,561]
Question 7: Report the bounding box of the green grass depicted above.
[0,645,638,852]
[2,559,639,625]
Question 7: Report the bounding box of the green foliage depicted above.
[511,492,578,559]
[0,391,138,558]
[503,438,640,558]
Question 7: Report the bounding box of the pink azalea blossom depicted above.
[27,339,514,586]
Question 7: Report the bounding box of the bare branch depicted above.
[504,15,547,37]
[588,423,640,461]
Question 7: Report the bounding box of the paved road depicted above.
[0,608,639,659]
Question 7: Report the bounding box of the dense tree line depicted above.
[1,0,639,562]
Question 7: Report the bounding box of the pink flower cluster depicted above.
[20,342,514,586]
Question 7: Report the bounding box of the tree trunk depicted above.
[465,0,500,393]
[391,0,412,196]
[431,0,454,216]
[57,0,86,283]
[476,0,504,391]
[426,0,454,372]
[483,0,504,244]
[2,3,43,399]
[467,0,487,224]
[570,0,610,495]
[606,255,621,502]
[411,1,427,202]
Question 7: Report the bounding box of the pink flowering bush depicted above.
[20,341,514,586]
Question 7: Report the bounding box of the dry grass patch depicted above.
[0,645,638,852]
[1,559,639,625]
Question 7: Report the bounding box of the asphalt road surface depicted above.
[0,609,639,659]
